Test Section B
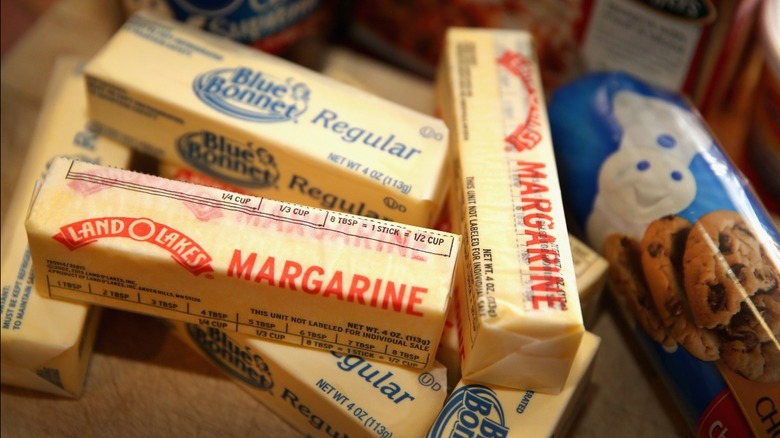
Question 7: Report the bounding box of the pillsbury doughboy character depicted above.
[586,90,711,251]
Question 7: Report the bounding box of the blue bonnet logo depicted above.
[186,324,274,392]
[176,130,280,189]
[193,67,309,122]
[426,384,508,437]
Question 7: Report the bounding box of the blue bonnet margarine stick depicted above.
[158,45,439,206]
[427,332,600,438]
[24,158,460,370]
[1,57,132,397]
[82,11,450,228]
[435,27,585,393]
[168,320,448,437]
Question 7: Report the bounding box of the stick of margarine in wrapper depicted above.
[168,321,448,437]
[435,28,584,393]
[158,46,439,197]
[24,158,460,370]
[83,11,450,228]
[427,332,600,438]
[436,236,607,390]
[1,58,132,397]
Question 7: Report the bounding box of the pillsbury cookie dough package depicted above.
[548,72,780,437]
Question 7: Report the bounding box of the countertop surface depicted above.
[3,1,759,436]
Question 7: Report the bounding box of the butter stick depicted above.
[84,11,450,228]
[168,320,448,437]
[25,158,460,370]
[436,28,584,392]
[427,332,601,437]
[1,57,132,397]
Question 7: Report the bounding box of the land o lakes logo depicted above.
[186,324,274,392]
[193,67,309,122]
[426,384,508,437]
[177,130,280,189]
[498,49,543,153]
[52,217,214,276]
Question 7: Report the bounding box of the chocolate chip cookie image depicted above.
[682,210,780,331]
[640,215,720,361]
[603,233,676,351]
[721,292,780,346]
[721,339,780,383]
[682,210,780,382]
[714,292,780,382]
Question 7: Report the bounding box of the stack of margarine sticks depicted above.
[2,11,608,437]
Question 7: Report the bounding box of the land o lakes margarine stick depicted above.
[426,332,601,438]
[1,57,132,397]
[436,28,585,392]
[24,158,460,370]
[83,11,450,228]
[436,235,607,390]
[168,320,448,438]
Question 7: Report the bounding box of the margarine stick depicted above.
[436,236,607,388]
[427,332,601,437]
[315,45,605,389]
[436,28,585,393]
[1,57,132,397]
[83,11,450,228]
[169,320,448,437]
[25,158,461,370]
[568,234,609,326]
[159,46,439,195]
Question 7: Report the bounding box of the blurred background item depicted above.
[119,0,335,66]
[344,0,586,92]
[744,0,780,215]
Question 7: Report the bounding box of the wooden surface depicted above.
[5,1,760,436]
